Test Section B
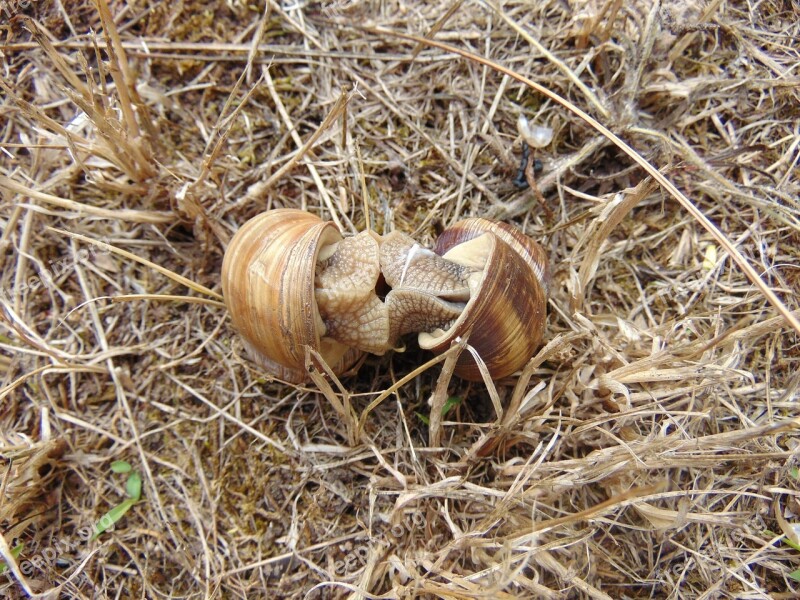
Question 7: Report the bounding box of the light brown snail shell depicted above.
[416,218,549,381]
[221,209,365,383]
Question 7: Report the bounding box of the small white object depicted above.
[399,244,434,285]
[517,114,554,148]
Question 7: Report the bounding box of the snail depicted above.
[221,209,548,383]
[422,218,549,380]
[220,209,385,383]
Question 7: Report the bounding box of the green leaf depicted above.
[791,466,799,480]
[91,498,137,541]
[417,397,463,426]
[126,471,142,501]
[766,530,800,552]
[110,461,132,474]
[790,568,800,583]
[442,396,462,416]
[0,543,24,574]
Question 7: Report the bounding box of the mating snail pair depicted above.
[221,209,549,383]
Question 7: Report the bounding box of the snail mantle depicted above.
[221,209,549,383]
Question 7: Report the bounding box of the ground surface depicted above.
[1,0,799,598]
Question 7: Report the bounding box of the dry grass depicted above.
[1,0,799,598]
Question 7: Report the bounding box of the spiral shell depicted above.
[221,209,358,383]
[417,218,549,381]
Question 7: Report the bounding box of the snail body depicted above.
[222,209,548,383]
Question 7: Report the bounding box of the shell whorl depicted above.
[221,209,355,383]
[422,219,549,380]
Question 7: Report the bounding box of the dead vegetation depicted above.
[1,0,799,598]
